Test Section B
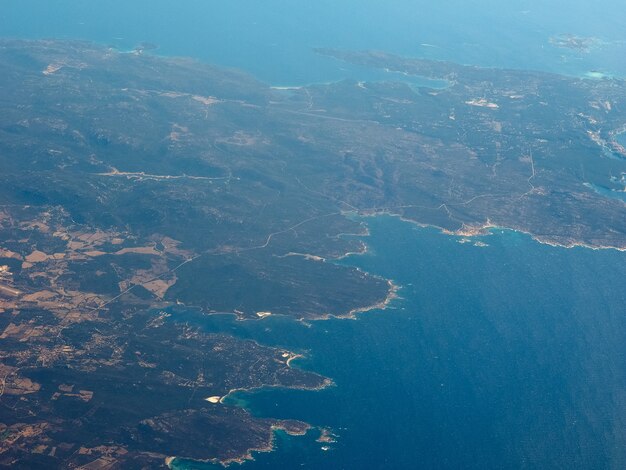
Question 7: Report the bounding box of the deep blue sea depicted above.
[170,217,626,469]
[3,1,626,468]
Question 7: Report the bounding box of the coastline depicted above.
[164,359,334,468]
[158,210,623,467]
[160,219,399,467]
[166,423,318,469]
[357,210,626,252]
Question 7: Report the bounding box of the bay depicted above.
[3,2,626,467]
[171,216,626,469]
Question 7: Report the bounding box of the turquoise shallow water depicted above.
[170,216,626,469]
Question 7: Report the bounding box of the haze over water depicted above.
[4,1,626,468]
[2,0,626,84]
